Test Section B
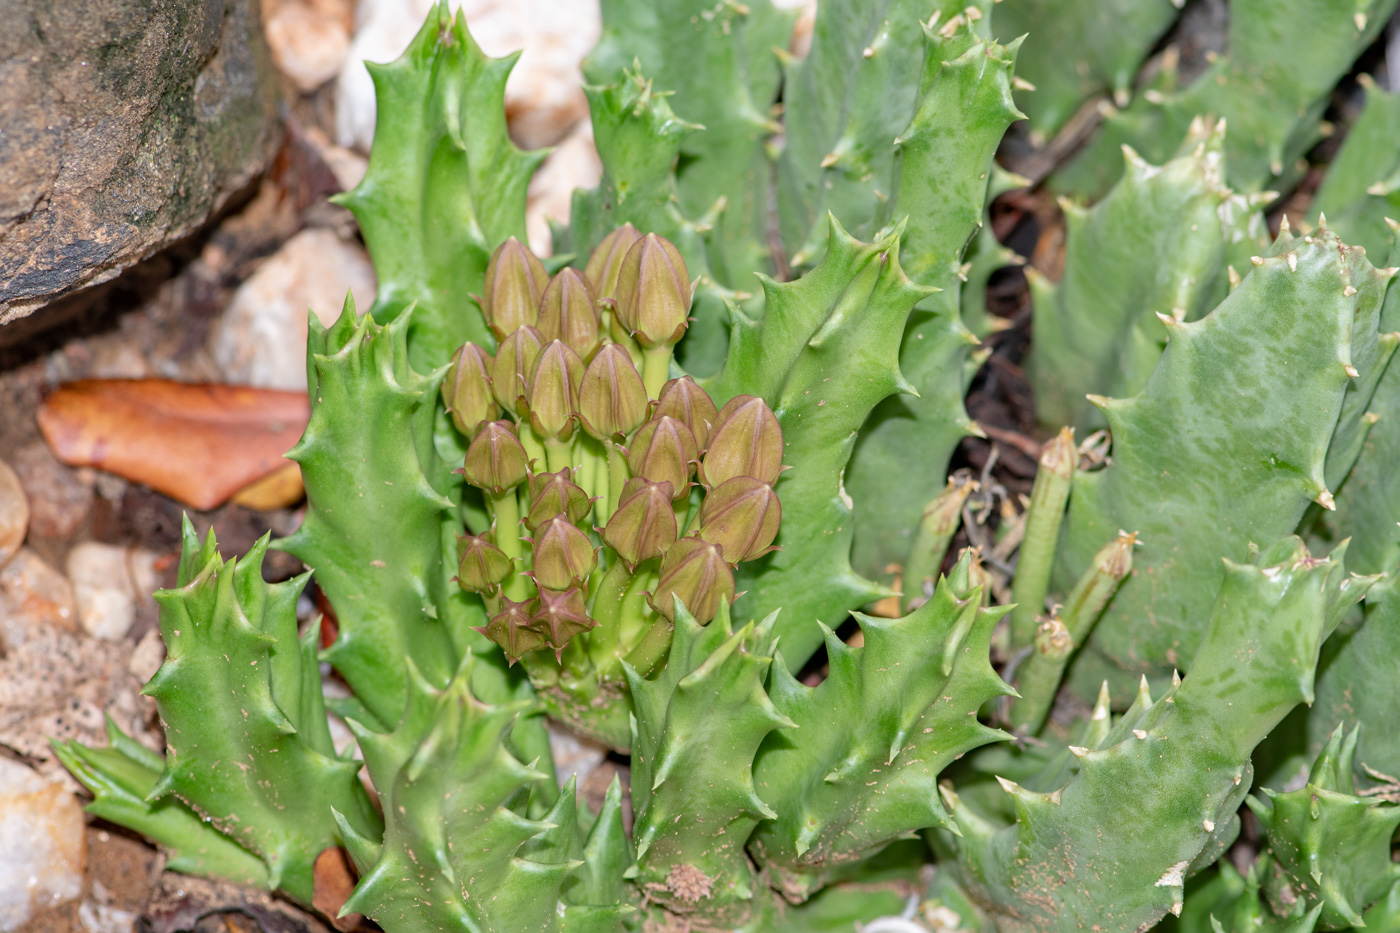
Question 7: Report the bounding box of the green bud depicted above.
[525,467,592,531]
[537,268,601,360]
[602,477,677,567]
[578,343,649,442]
[530,515,598,591]
[697,476,782,563]
[455,533,512,593]
[626,416,699,501]
[529,586,597,660]
[442,343,498,437]
[583,223,642,300]
[701,395,784,487]
[460,420,530,494]
[614,233,691,349]
[648,535,735,624]
[654,376,719,448]
[524,340,585,440]
[474,597,544,663]
[491,325,545,414]
[480,237,548,340]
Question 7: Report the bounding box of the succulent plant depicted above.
[56,2,1400,931]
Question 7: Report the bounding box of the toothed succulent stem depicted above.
[901,476,977,612]
[1010,428,1076,651]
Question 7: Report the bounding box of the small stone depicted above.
[127,629,166,685]
[0,548,78,650]
[265,0,352,93]
[0,757,85,932]
[0,461,28,571]
[66,543,158,642]
[212,228,377,390]
[547,720,606,787]
[11,443,93,542]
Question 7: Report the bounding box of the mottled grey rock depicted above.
[0,0,281,327]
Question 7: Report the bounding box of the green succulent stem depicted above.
[622,616,672,678]
[641,345,674,398]
[1009,428,1076,651]
[588,557,635,672]
[901,476,975,612]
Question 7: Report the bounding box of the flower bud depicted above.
[461,420,530,494]
[701,395,784,487]
[654,376,719,448]
[491,325,545,413]
[456,533,512,593]
[697,476,782,563]
[530,586,597,659]
[537,268,601,360]
[526,467,592,531]
[442,343,498,437]
[648,536,735,624]
[578,344,649,442]
[583,223,642,300]
[530,515,598,590]
[602,477,677,566]
[626,416,699,500]
[481,238,548,340]
[524,340,585,440]
[475,597,545,663]
[614,233,691,349]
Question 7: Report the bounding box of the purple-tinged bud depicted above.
[578,344,649,442]
[442,343,498,437]
[655,376,719,448]
[525,467,592,531]
[697,477,781,563]
[701,395,784,487]
[456,533,513,593]
[583,223,643,300]
[460,420,530,494]
[537,268,601,360]
[626,416,699,501]
[602,477,677,567]
[524,340,585,440]
[648,536,735,624]
[481,237,548,340]
[614,233,691,349]
[529,587,597,660]
[530,515,598,591]
[491,325,545,413]
[475,597,544,663]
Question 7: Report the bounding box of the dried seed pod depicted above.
[648,536,735,624]
[441,343,498,437]
[455,534,512,593]
[614,233,691,349]
[491,325,545,413]
[537,268,601,360]
[602,477,677,566]
[480,237,548,340]
[530,515,598,590]
[524,340,585,440]
[460,420,530,494]
[697,476,782,563]
[578,343,650,442]
[474,597,544,663]
[583,223,642,300]
[525,467,592,531]
[654,376,719,448]
[627,416,699,500]
[529,586,597,659]
[701,395,783,487]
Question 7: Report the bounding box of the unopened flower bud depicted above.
[524,340,585,440]
[584,223,643,300]
[442,343,498,437]
[537,268,601,360]
[697,476,781,563]
[530,515,598,590]
[602,477,677,566]
[614,233,691,349]
[456,534,512,593]
[648,536,735,624]
[530,587,597,659]
[526,468,592,531]
[461,420,530,494]
[701,395,784,487]
[626,416,699,500]
[578,343,649,441]
[491,325,545,413]
[475,597,545,663]
[655,376,720,447]
[481,238,548,340]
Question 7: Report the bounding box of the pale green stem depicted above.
[587,558,635,676]
[606,442,629,518]
[1009,427,1077,651]
[520,425,548,473]
[489,490,531,602]
[544,436,575,474]
[641,345,674,399]
[901,478,976,612]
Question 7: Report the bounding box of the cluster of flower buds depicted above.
[443,228,786,667]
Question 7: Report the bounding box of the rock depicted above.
[127,629,166,685]
[0,548,78,650]
[0,461,28,571]
[0,757,85,932]
[0,0,281,328]
[212,228,376,390]
[547,719,606,787]
[336,0,599,153]
[526,121,601,256]
[67,542,159,642]
[11,442,93,542]
[265,0,352,93]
